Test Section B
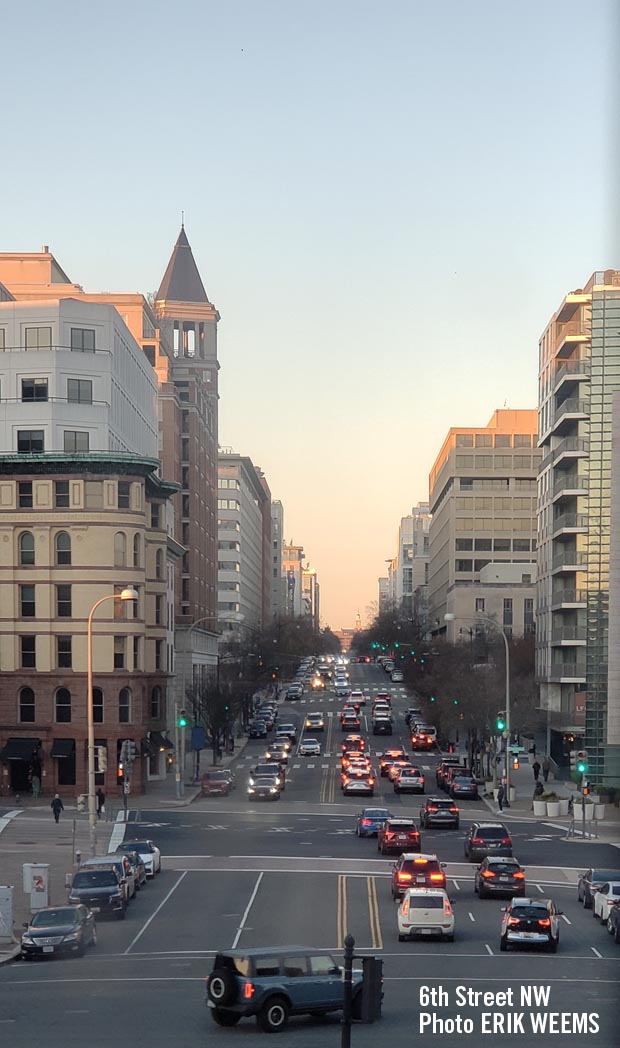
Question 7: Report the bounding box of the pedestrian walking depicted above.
[96,787,105,818]
[542,756,551,783]
[496,782,505,812]
[532,759,541,782]
[50,794,64,823]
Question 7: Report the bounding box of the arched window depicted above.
[55,531,71,565]
[150,686,162,719]
[133,533,141,568]
[19,531,35,566]
[155,548,164,580]
[19,687,35,723]
[119,687,131,724]
[55,687,71,723]
[92,687,104,724]
[114,532,127,567]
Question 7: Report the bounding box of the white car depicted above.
[349,689,366,706]
[334,681,350,697]
[593,881,620,922]
[120,839,161,877]
[299,738,321,756]
[391,670,404,683]
[397,888,455,942]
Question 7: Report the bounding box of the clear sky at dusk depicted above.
[2,1,615,628]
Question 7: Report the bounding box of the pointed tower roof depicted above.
[156,226,209,304]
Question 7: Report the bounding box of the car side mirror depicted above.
[22,922,29,928]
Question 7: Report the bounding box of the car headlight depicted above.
[64,932,79,942]
[21,934,33,944]
[270,788,277,793]
[68,894,79,903]
[248,787,255,793]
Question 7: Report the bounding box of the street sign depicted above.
[191,726,207,751]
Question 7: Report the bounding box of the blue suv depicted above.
[206,947,365,1032]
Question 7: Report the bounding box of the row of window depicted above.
[18,634,166,671]
[17,684,164,724]
[16,530,165,576]
[459,478,535,490]
[455,538,535,552]
[217,499,241,510]
[455,518,534,532]
[472,597,534,626]
[455,560,533,581]
[455,454,538,469]
[454,497,535,510]
[0,327,96,352]
[15,480,159,521]
[218,478,240,489]
[16,429,91,454]
[12,377,94,404]
[455,433,534,448]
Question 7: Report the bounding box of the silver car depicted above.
[299,738,321,756]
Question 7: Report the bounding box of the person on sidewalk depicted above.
[497,782,505,813]
[96,787,105,818]
[31,774,41,798]
[50,794,64,823]
[542,756,551,783]
[532,759,541,782]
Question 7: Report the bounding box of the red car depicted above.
[200,771,232,796]
[377,817,421,854]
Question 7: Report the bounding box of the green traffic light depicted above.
[430,695,436,703]
[178,711,188,728]
[394,642,399,648]
[496,716,506,731]
[577,760,587,774]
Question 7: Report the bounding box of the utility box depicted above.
[0,886,13,944]
[23,863,50,911]
[360,955,383,1022]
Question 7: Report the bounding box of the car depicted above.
[342,753,370,771]
[79,854,137,902]
[264,743,289,764]
[378,818,421,855]
[342,771,375,796]
[119,849,148,889]
[411,728,436,750]
[391,852,446,898]
[379,749,407,775]
[436,758,465,787]
[405,707,423,726]
[607,899,620,942]
[334,681,350,697]
[248,777,281,801]
[464,823,513,862]
[311,677,326,691]
[21,905,97,960]
[257,708,277,729]
[393,767,425,794]
[117,839,161,877]
[277,723,298,743]
[474,857,526,898]
[200,770,233,796]
[372,717,393,736]
[68,869,126,919]
[341,704,358,717]
[355,807,392,837]
[391,670,404,683]
[577,868,620,909]
[298,738,321,757]
[592,882,620,922]
[305,712,325,731]
[372,704,391,720]
[250,763,286,791]
[420,797,460,829]
[274,732,293,751]
[450,775,479,799]
[374,691,392,705]
[397,888,454,942]
[386,759,413,782]
[443,765,473,792]
[342,734,367,752]
[205,947,368,1031]
[248,720,268,739]
[349,689,366,706]
[500,898,562,953]
[341,715,360,731]
[286,685,303,700]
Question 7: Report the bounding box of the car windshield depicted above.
[30,908,78,927]
[431,801,454,809]
[388,821,415,830]
[303,739,318,746]
[489,862,518,872]
[73,871,117,887]
[255,766,278,776]
[454,777,474,784]
[254,779,277,786]
[409,896,443,909]
[207,773,228,781]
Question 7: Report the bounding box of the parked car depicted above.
[201,771,233,796]
[451,775,479,800]
[500,897,562,953]
[474,857,526,898]
[119,849,148,889]
[248,720,268,739]
[390,670,404,683]
[117,839,161,877]
[592,881,620,922]
[607,899,620,943]
[391,852,446,898]
[397,888,454,942]
[420,797,460,829]
[68,869,126,919]
[21,905,97,960]
[464,822,513,862]
[577,868,620,909]
[79,854,137,902]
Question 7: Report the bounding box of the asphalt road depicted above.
[1,662,618,1046]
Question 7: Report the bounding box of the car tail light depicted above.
[398,872,413,882]
[450,807,459,813]
[507,916,520,926]
[420,776,425,783]
[401,897,409,916]
[368,778,375,785]
[413,858,428,865]
[471,837,484,844]
[444,901,452,916]
[244,981,255,998]
[538,918,551,927]
[430,873,445,883]
[481,870,496,879]
[362,819,372,826]
[513,871,525,880]
[502,838,512,845]
[427,806,437,813]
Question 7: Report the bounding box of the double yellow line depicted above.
[320,765,336,804]
[336,875,383,950]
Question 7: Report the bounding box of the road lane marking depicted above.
[590,946,602,958]
[337,874,348,947]
[0,810,22,835]
[485,944,494,955]
[231,871,264,948]
[452,880,460,890]
[560,914,571,924]
[367,876,383,950]
[124,871,187,954]
[108,810,127,851]
[468,912,475,922]
[536,884,544,893]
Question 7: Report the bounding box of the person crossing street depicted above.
[50,794,64,823]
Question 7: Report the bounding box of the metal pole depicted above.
[86,599,102,857]
[341,932,355,1048]
[502,627,511,795]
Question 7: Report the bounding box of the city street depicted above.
[1,664,618,1046]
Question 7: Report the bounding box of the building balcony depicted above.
[551,398,589,435]
[552,472,588,501]
[551,551,587,574]
[550,626,587,645]
[553,437,589,467]
[551,513,588,538]
[554,320,589,358]
[554,357,590,393]
[550,588,587,611]
[549,660,587,683]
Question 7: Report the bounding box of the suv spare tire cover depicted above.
[208,968,238,1006]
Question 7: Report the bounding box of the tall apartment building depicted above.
[217,450,272,633]
[302,567,320,629]
[270,500,285,619]
[428,409,540,642]
[392,503,431,623]
[537,270,620,781]
[0,292,177,796]
[283,543,305,617]
[378,576,390,612]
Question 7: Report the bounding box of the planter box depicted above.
[533,800,547,817]
[546,802,561,818]
[594,804,606,820]
[509,786,516,802]
[558,798,570,816]
[574,803,594,821]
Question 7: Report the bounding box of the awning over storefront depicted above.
[50,739,75,759]
[148,732,174,752]
[0,738,41,761]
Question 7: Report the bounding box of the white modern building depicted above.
[217,451,271,633]
[282,543,305,618]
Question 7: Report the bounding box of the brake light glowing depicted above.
[502,838,512,845]
[427,806,437,812]
[481,870,496,879]
[398,872,413,882]
[538,918,551,927]
[362,819,372,826]
[450,807,459,813]
[368,778,375,785]
[413,858,428,865]
[244,982,255,998]
[513,871,525,880]
[507,916,520,926]
[444,902,452,916]
[401,898,409,916]
[420,776,425,783]
[472,837,484,844]
[430,873,445,882]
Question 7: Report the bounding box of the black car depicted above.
[420,797,460,829]
[21,905,96,959]
[500,898,562,953]
[68,868,126,918]
[474,857,526,898]
[464,822,513,862]
[451,775,479,799]
[577,868,620,909]
[248,720,268,739]
[607,900,620,943]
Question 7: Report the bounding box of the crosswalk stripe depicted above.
[292,763,300,769]
[307,764,315,769]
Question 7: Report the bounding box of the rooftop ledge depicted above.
[0,452,179,497]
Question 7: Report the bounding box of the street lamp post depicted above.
[444,612,511,793]
[87,587,138,857]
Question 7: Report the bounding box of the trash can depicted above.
[23,863,50,911]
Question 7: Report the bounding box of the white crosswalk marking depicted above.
[292,763,300,769]
[307,764,315,769]
[321,763,329,768]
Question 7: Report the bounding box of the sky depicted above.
[2,1,615,628]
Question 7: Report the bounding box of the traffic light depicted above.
[177,709,188,728]
[97,745,107,771]
[576,752,588,774]
[496,712,506,731]
[582,780,590,796]
[513,756,520,770]
[453,699,459,706]
[430,695,436,703]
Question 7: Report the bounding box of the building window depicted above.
[155,595,163,625]
[474,538,492,551]
[118,686,131,723]
[25,326,52,349]
[513,538,531,551]
[459,478,473,490]
[114,532,127,567]
[455,559,473,572]
[64,430,89,452]
[19,531,35,566]
[133,636,140,671]
[57,635,72,668]
[55,531,72,565]
[18,482,33,508]
[19,686,35,723]
[67,378,93,404]
[474,559,491,572]
[503,599,513,627]
[455,433,474,447]
[475,598,485,613]
[524,598,535,634]
[132,533,141,567]
[475,433,492,447]
[55,687,72,723]
[114,636,126,670]
[455,455,473,468]
[20,584,36,617]
[70,328,95,352]
[56,584,72,617]
[18,430,44,453]
[118,481,131,509]
[84,481,103,508]
[493,538,511,552]
[150,686,161,719]
[455,538,473,551]
[150,503,161,529]
[514,434,532,448]
[494,434,512,448]
[113,585,127,619]
[20,635,36,669]
[155,640,163,670]
[21,378,48,402]
[55,480,70,508]
[181,578,190,603]
[155,548,164,580]
[92,687,104,724]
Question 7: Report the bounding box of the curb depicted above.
[0,943,21,966]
